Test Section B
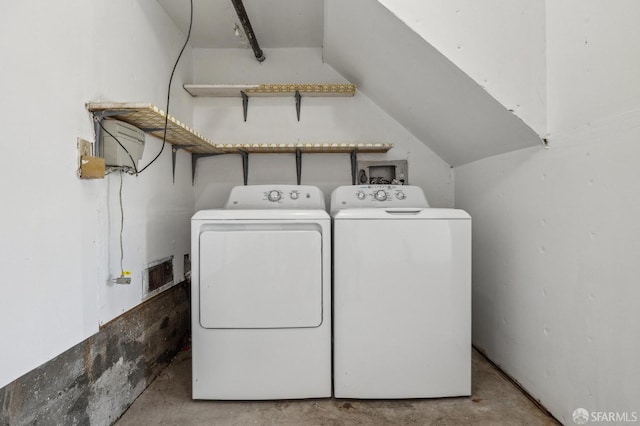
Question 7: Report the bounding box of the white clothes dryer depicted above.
[330,185,471,398]
[191,185,331,400]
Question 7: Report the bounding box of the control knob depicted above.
[396,191,406,200]
[374,190,387,201]
[290,191,299,200]
[268,190,281,202]
[356,191,366,200]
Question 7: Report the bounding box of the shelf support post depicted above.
[296,148,302,185]
[295,90,302,121]
[241,91,249,122]
[239,150,249,185]
[350,150,359,185]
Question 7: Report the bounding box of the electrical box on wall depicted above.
[100,119,145,168]
[77,137,105,179]
[356,160,408,185]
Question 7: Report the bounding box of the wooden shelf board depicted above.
[184,83,356,98]
[86,102,222,154]
[86,103,392,155]
[216,143,393,154]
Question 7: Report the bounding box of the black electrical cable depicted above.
[137,0,194,174]
[97,118,139,175]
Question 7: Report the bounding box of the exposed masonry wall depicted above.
[0,283,190,426]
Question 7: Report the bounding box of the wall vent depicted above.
[143,256,174,299]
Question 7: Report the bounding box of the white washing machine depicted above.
[331,185,471,398]
[191,185,331,400]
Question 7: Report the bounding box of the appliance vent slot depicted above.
[143,256,174,299]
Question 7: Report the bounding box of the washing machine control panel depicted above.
[330,185,429,215]
[354,186,410,203]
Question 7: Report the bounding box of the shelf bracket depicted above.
[91,109,133,157]
[171,144,197,183]
[92,115,103,157]
[350,150,358,185]
[191,153,222,185]
[295,90,302,121]
[172,147,179,183]
[241,91,249,122]
[239,150,249,185]
[295,148,302,185]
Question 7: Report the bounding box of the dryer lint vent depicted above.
[143,256,174,299]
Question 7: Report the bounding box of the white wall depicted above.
[378,0,547,136]
[455,1,640,423]
[0,1,194,388]
[546,0,640,135]
[192,48,454,209]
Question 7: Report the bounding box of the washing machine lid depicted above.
[193,209,329,221]
[333,208,470,220]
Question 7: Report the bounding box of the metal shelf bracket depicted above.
[172,144,198,183]
[91,109,133,157]
[296,148,302,185]
[295,90,302,121]
[350,150,358,185]
[191,153,222,185]
[239,151,249,185]
[241,91,249,122]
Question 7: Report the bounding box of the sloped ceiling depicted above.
[158,0,542,166]
[323,0,542,166]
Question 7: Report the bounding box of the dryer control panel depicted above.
[225,185,326,210]
[330,185,429,215]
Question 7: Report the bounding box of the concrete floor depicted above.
[115,348,558,426]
